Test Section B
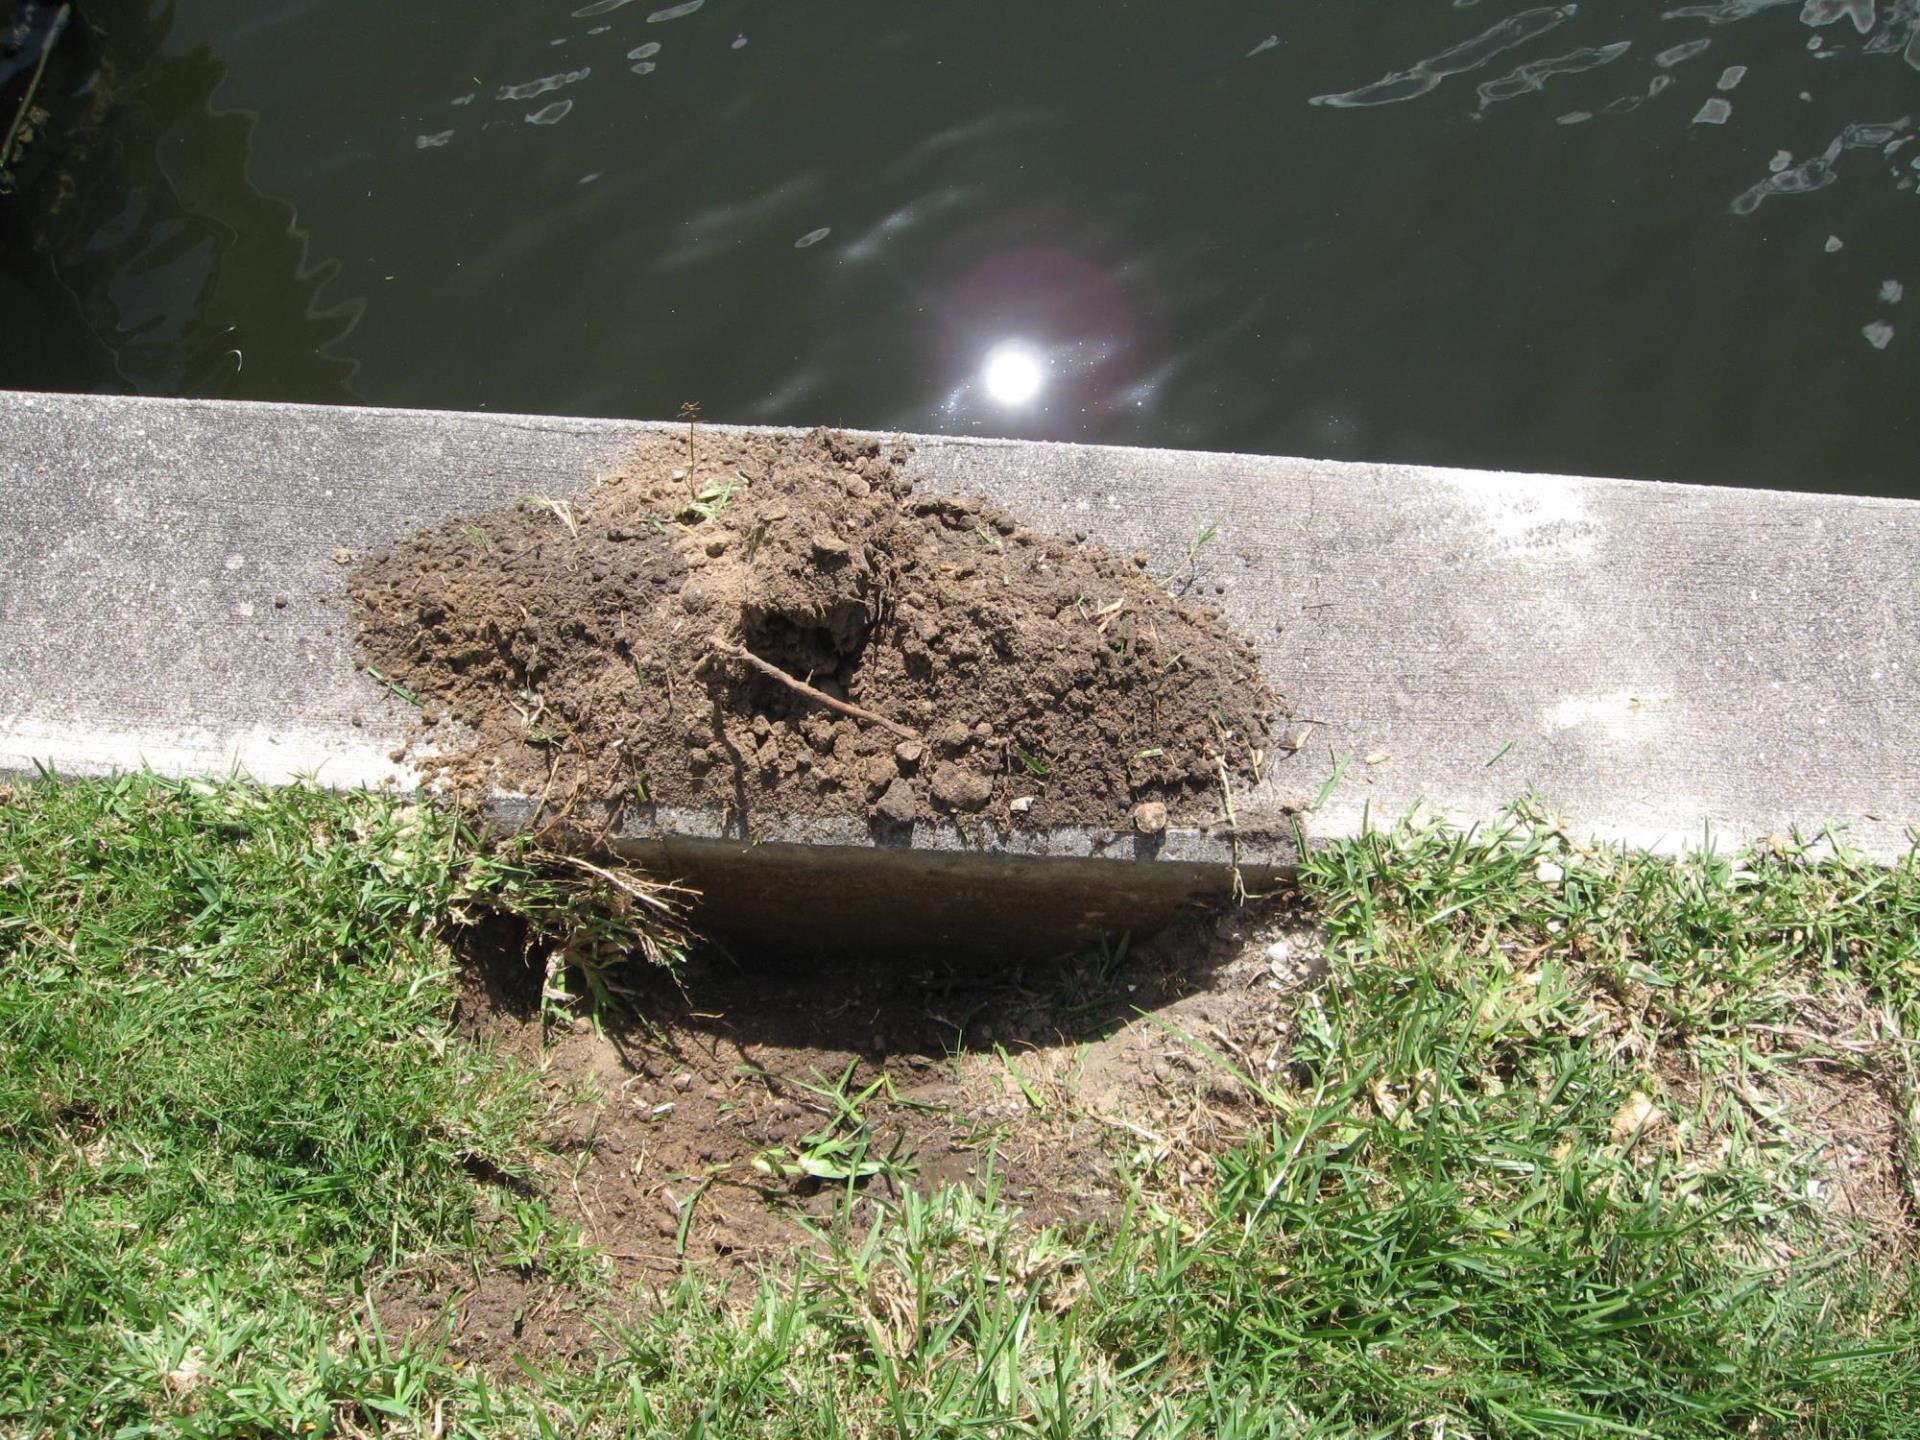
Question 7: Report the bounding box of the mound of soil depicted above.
[351,429,1280,833]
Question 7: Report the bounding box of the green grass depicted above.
[0,778,563,1431]
[2,780,1917,1436]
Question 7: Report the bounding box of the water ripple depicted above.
[1731,116,1912,211]
[1663,0,1797,22]
[1654,38,1714,64]
[1477,42,1632,109]
[1801,0,1877,33]
[497,68,590,102]
[1312,5,1578,108]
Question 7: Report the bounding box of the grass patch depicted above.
[2,781,1916,1435]
[0,775,680,1433]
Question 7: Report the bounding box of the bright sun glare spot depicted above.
[982,342,1045,407]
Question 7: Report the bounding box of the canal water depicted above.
[3,0,1916,496]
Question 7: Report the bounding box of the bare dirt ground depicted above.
[373,895,1325,1368]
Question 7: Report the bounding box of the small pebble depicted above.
[862,754,897,794]
[930,762,993,813]
[871,776,919,824]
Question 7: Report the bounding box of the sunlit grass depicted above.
[2,779,1915,1436]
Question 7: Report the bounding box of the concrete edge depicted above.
[5,388,1918,898]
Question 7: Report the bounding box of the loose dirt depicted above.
[350,428,1280,833]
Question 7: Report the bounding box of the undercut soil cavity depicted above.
[351,429,1280,833]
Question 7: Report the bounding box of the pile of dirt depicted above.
[350,428,1280,833]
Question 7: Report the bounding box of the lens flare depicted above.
[981,342,1046,407]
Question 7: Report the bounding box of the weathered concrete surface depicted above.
[2,389,1916,903]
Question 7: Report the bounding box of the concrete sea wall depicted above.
[3,390,1914,939]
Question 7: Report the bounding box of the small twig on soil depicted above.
[709,641,920,742]
[1216,755,1246,906]
[679,400,702,481]
[1215,757,1238,831]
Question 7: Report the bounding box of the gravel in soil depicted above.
[350,428,1281,834]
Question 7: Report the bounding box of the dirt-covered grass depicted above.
[3,777,1917,1436]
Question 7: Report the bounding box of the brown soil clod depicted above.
[350,428,1282,834]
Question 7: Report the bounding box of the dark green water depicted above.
[5,0,1917,495]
